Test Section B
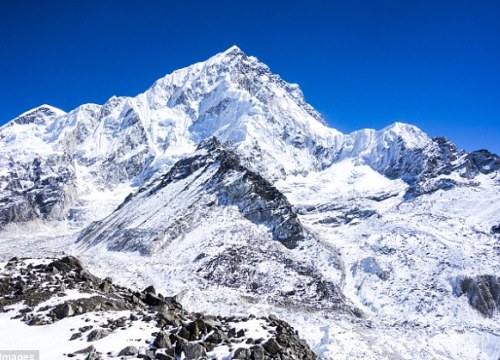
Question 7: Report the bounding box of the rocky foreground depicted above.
[0,256,318,360]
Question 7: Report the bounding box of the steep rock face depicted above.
[467,149,500,175]
[0,154,77,226]
[453,275,500,317]
[78,137,305,251]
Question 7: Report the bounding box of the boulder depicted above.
[118,346,138,356]
[180,342,206,359]
[233,347,251,359]
[87,328,110,341]
[52,302,75,319]
[263,338,281,355]
[153,331,172,349]
[250,345,266,360]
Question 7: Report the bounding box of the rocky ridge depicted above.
[0,256,318,360]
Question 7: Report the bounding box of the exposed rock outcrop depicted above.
[453,275,500,317]
[1,256,320,360]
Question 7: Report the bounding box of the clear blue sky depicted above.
[1,0,499,153]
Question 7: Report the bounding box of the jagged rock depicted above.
[143,285,156,294]
[52,302,75,319]
[70,332,82,340]
[205,329,227,344]
[153,331,172,349]
[137,349,155,359]
[118,346,138,356]
[180,342,206,359]
[79,325,93,332]
[263,338,281,355]
[85,352,102,360]
[233,347,251,359]
[77,139,307,252]
[87,328,110,341]
[156,308,181,327]
[74,345,96,354]
[184,318,211,340]
[250,345,266,360]
[467,149,500,175]
[47,256,83,273]
[454,275,500,317]
[144,292,162,306]
[1,256,324,360]
[99,278,112,292]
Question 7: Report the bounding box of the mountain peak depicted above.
[9,104,66,126]
[196,136,223,151]
[222,45,245,56]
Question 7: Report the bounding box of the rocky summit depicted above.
[0,46,499,359]
[0,256,318,360]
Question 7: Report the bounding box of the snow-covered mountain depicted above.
[0,46,499,359]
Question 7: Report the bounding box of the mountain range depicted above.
[0,46,499,359]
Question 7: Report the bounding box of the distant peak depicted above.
[18,104,66,117]
[381,122,430,148]
[12,104,66,125]
[384,121,418,131]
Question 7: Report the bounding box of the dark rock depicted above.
[48,256,84,274]
[143,285,156,294]
[70,332,82,340]
[118,346,138,356]
[454,275,500,317]
[98,280,112,292]
[138,349,155,359]
[153,331,172,349]
[177,326,191,340]
[156,308,180,327]
[467,149,500,175]
[73,345,96,354]
[178,341,206,359]
[263,338,281,355]
[155,353,174,360]
[144,292,162,306]
[250,345,266,360]
[184,319,210,340]
[87,328,110,341]
[0,256,319,359]
[233,347,251,359]
[205,329,227,344]
[79,325,93,332]
[52,302,75,319]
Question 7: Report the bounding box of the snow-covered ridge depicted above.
[2,45,497,229]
